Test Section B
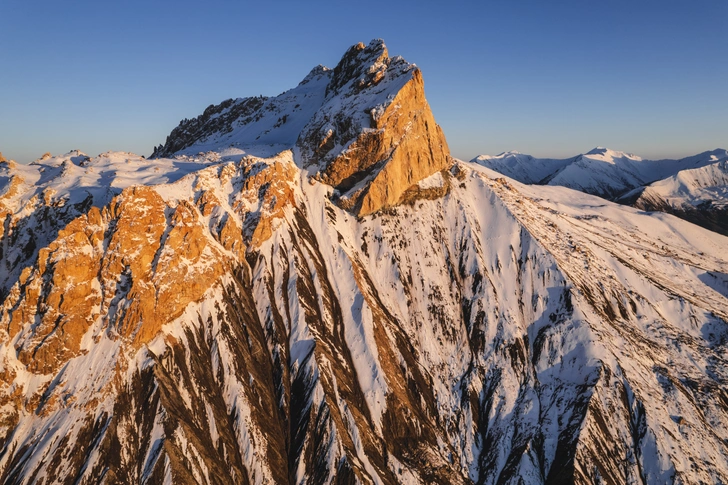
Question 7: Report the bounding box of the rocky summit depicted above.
[152,39,450,217]
[1,40,727,485]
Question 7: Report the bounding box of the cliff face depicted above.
[0,153,298,376]
[0,41,727,485]
[296,40,450,216]
[151,39,451,217]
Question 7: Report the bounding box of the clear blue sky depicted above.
[1,0,726,163]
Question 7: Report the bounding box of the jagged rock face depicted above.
[151,39,451,217]
[1,152,97,301]
[1,149,727,483]
[297,41,450,216]
[0,150,221,301]
[151,97,268,158]
[1,41,728,485]
[1,153,300,379]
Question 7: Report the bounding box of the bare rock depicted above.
[297,40,451,216]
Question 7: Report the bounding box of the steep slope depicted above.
[1,40,727,485]
[622,159,728,236]
[465,166,728,484]
[1,149,727,483]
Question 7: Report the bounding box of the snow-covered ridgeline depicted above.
[475,147,728,199]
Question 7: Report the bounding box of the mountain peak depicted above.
[152,39,450,217]
[493,150,525,158]
[585,146,642,161]
[299,64,331,86]
[586,146,609,154]
[298,39,450,216]
[326,39,389,98]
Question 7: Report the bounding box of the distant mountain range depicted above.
[475,147,728,235]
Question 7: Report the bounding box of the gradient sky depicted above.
[1,0,726,163]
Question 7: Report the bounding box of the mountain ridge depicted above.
[474,147,728,196]
[151,38,450,217]
[0,40,727,484]
[624,159,728,236]
[475,147,728,235]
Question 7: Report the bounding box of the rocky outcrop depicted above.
[4,185,229,375]
[152,39,451,217]
[0,158,98,301]
[234,154,298,247]
[151,96,268,158]
[297,39,451,216]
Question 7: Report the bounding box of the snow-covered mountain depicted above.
[475,147,728,236]
[620,159,728,236]
[472,151,574,185]
[152,39,449,217]
[475,147,728,199]
[1,39,727,484]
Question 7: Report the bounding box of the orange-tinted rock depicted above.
[217,215,245,259]
[12,212,105,373]
[149,199,226,343]
[0,175,24,201]
[298,40,451,217]
[1,149,305,377]
[234,155,298,248]
[196,189,221,217]
[4,184,232,374]
[356,69,451,216]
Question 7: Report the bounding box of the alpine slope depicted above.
[0,39,727,485]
